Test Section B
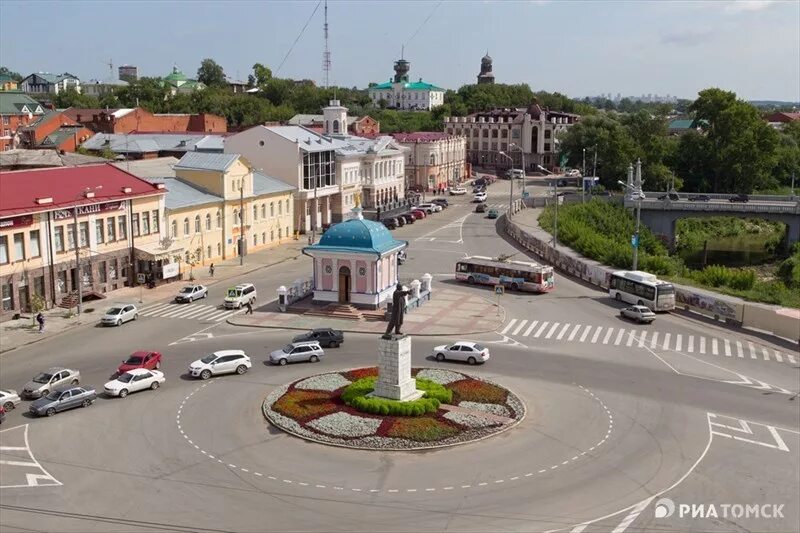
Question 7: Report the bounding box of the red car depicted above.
[117,351,162,375]
[411,209,427,219]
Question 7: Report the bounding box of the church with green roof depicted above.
[163,65,206,96]
[368,58,444,111]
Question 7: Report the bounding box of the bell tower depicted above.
[477,52,495,85]
[323,99,348,137]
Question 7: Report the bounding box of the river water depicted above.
[677,234,776,269]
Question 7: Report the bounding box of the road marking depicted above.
[614,328,625,346]
[711,338,719,355]
[662,332,671,350]
[762,347,770,361]
[774,350,783,363]
[625,330,636,347]
[612,496,655,533]
[602,327,614,345]
[534,321,549,338]
[500,319,516,335]
[687,335,694,353]
[788,353,797,364]
[709,413,792,452]
[638,331,647,348]
[736,340,743,357]
[545,322,560,339]
[557,323,571,340]
[568,324,581,341]
[699,336,706,354]
[0,460,39,468]
[591,326,603,343]
[512,320,528,336]
[748,342,757,359]
[675,334,682,352]
[580,326,592,343]
[724,339,731,357]
[0,424,61,489]
[649,332,659,349]
[523,320,539,336]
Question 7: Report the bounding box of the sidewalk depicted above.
[228,287,505,337]
[0,241,307,354]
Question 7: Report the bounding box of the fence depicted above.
[276,277,314,312]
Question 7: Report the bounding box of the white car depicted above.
[101,304,138,326]
[567,169,581,177]
[417,203,442,213]
[473,192,487,203]
[224,283,257,309]
[188,350,251,380]
[104,369,165,398]
[450,187,467,196]
[0,389,21,410]
[175,284,208,303]
[432,341,491,364]
[620,305,656,324]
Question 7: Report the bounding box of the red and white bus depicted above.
[455,256,554,293]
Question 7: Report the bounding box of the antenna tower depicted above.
[322,0,331,89]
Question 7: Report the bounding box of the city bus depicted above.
[455,256,555,293]
[609,270,675,311]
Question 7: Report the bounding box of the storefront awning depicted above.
[134,241,184,261]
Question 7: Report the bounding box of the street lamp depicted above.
[509,142,525,198]
[618,159,646,271]
[73,186,102,315]
[498,151,513,214]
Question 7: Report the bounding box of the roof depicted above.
[0,92,46,115]
[391,132,456,143]
[0,163,165,218]
[174,152,239,172]
[111,157,179,178]
[23,109,62,129]
[82,133,217,153]
[37,126,87,148]
[164,67,188,82]
[0,149,107,169]
[288,114,358,126]
[23,72,79,84]
[140,177,219,210]
[62,108,135,122]
[86,78,129,87]
[335,136,403,158]
[369,80,444,91]
[253,171,296,196]
[194,135,225,152]
[261,125,347,153]
[0,74,17,82]
[305,216,407,256]
[668,119,697,130]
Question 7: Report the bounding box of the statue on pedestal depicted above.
[383,283,410,338]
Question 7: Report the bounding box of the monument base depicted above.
[372,335,423,401]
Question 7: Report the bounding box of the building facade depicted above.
[19,111,94,152]
[0,164,166,320]
[20,72,81,94]
[0,92,46,151]
[64,107,227,134]
[82,78,129,98]
[0,74,19,92]
[391,132,468,191]
[118,65,138,82]
[443,103,580,171]
[368,58,445,111]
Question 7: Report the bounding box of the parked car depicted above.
[472,186,485,194]
[104,369,165,398]
[729,193,750,203]
[567,169,582,177]
[450,187,467,196]
[620,305,656,324]
[383,218,398,230]
[658,192,680,201]
[0,406,5,424]
[188,350,252,379]
[292,328,344,348]
[224,283,257,309]
[487,209,499,219]
[474,192,488,203]
[432,198,449,208]
[432,341,490,365]
[689,194,711,202]
[270,341,325,365]
[394,216,405,227]
[22,367,81,399]
[0,389,21,411]
[101,304,138,326]
[117,351,162,375]
[29,386,97,417]
[398,213,416,224]
[417,203,442,213]
[411,209,427,219]
[175,284,208,303]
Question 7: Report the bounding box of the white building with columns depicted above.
[368,58,445,111]
[391,132,468,191]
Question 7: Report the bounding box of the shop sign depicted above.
[0,215,34,229]
[53,202,125,221]
[162,263,180,279]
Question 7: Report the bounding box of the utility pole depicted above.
[239,184,244,266]
[499,151,513,214]
[72,206,82,315]
[592,145,597,178]
[553,178,558,249]
[581,147,586,204]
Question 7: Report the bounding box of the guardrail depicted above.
[629,199,800,214]
[642,191,798,202]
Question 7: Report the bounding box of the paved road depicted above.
[1,179,798,532]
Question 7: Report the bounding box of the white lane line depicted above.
[611,496,655,533]
[523,320,539,337]
[649,332,659,349]
[568,324,581,341]
[662,332,671,350]
[699,336,706,354]
[534,321,550,338]
[687,335,695,353]
[556,323,571,340]
[736,340,744,358]
[0,460,39,468]
[724,339,731,357]
[500,319,517,335]
[545,322,561,339]
[580,325,592,343]
[591,326,603,344]
[614,328,625,346]
[512,319,528,336]
[748,342,757,359]
[602,327,614,345]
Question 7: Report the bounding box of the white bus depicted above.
[455,256,555,293]
[609,270,675,311]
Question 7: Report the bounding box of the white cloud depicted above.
[725,1,777,14]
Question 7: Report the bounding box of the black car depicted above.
[398,213,416,224]
[658,192,680,201]
[292,328,344,348]
[689,194,711,202]
[729,194,750,203]
[382,218,398,230]
[475,203,487,213]
[432,198,449,208]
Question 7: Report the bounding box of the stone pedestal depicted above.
[371,335,424,401]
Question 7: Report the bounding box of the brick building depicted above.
[19,110,94,152]
[0,92,46,151]
[63,107,227,135]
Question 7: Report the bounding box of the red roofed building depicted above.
[764,112,800,130]
[0,164,168,320]
[19,110,94,152]
[390,132,468,191]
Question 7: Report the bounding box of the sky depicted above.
[1,0,798,102]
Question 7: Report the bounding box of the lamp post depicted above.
[499,151,513,214]
[509,142,525,198]
[73,186,102,315]
[239,184,244,265]
[619,159,645,271]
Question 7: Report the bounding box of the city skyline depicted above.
[0,0,798,101]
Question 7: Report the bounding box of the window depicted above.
[194,215,200,233]
[98,261,107,283]
[217,243,221,256]
[252,204,258,221]
[118,216,127,240]
[141,213,150,235]
[54,227,64,253]
[12,233,25,260]
[511,129,520,139]
[132,213,140,237]
[0,235,7,264]
[207,245,212,258]
[171,220,177,238]
[30,230,41,257]
[152,210,159,233]
[261,203,266,218]
[216,210,221,228]
[286,199,290,214]
[78,222,89,247]
[183,218,190,236]
[270,230,274,242]
[285,226,289,238]
[185,251,190,263]
[501,129,508,138]
[269,202,274,217]
[233,209,239,224]
[261,232,266,244]
[253,234,257,246]
[107,218,115,241]
[95,220,104,244]
[278,228,282,239]
[278,202,282,216]
[1,280,12,310]
[205,214,211,231]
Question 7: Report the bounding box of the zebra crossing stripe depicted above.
[580,326,592,343]
[774,351,783,363]
[675,334,683,352]
[590,326,602,343]
[614,328,625,346]
[724,339,732,357]
[545,322,560,339]
[699,337,706,354]
[748,342,757,359]
[625,331,636,347]
[211,310,236,321]
[662,333,671,350]
[523,320,539,336]
[512,320,528,336]
[602,328,614,345]
[687,335,695,353]
[788,353,797,364]
[650,332,659,349]
[500,319,517,335]
[638,331,647,348]
[139,303,172,315]
[736,340,744,358]
[711,338,718,356]
[556,323,571,340]
[568,324,581,342]
[762,347,770,361]
[180,306,219,320]
[534,322,549,338]
[161,305,206,318]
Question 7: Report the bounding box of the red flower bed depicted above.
[272,389,338,422]
[342,367,379,381]
[448,378,508,405]
[385,416,460,442]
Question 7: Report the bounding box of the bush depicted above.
[341,377,452,417]
[690,265,756,290]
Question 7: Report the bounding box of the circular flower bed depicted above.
[263,367,526,450]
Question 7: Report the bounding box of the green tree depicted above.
[53,88,100,109]
[197,58,227,88]
[558,114,636,189]
[0,66,23,81]
[252,63,273,87]
[621,110,679,191]
[114,77,169,110]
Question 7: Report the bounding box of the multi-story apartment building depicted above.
[443,103,580,171]
[0,92,46,151]
[391,132,468,192]
[20,72,81,94]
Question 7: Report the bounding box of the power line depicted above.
[403,0,442,54]
[275,1,322,76]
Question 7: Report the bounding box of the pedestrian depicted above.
[36,312,44,333]
[209,263,215,277]
[245,301,253,315]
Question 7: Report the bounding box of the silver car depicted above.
[269,342,324,366]
[175,284,208,303]
[101,304,138,326]
[22,367,81,399]
[0,389,21,410]
[29,386,97,417]
[620,305,656,324]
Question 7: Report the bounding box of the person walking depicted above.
[36,312,45,333]
[209,263,215,277]
[245,301,254,315]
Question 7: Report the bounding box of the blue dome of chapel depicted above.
[314,218,405,254]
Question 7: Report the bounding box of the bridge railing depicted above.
[627,198,799,214]
[642,191,798,203]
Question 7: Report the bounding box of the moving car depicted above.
[474,192,487,203]
[689,194,711,202]
[417,203,442,213]
[0,406,5,424]
[487,209,499,219]
[175,284,208,303]
[104,369,165,398]
[224,283,257,309]
[22,367,81,399]
[658,192,680,201]
[432,341,491,365]
[475,203,487,213]
[188,350,252,379]
[0,389,21,411]
[449,187,467,195]
[269,341,325,366]
[29,386,97,417]
[729,193,750,203]
[101,304,138,326]
[432,198,449,208]
[567,169,581,177]
[292,328,344,348]
[117,351,162,375]
[620,305,656,324]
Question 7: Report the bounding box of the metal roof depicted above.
[253,172,295,196]
[82,133,212,153]
[0,92,46,115]
[111,157,179,178]
[174,152,239,172]
[0,149,106,169]
[262,125,347,152]
[141,177,220,210]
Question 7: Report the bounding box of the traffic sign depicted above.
[631,235,639,248]
[137,273,146,284]
[494,285,504,295]
[522,191,530,198]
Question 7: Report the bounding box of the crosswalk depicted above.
[499,318,798,365]
[137,302,242,322]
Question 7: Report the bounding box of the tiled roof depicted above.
[0,163,164,218]
[174,152,239,172]
[253,172,295,196]
[0,92,45,115]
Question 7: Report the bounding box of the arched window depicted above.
[332,119,340,133]
[252,204,258,221]
[261,203,266,219]
[286,199,290,214]
[270,202,274,217]
[205,214,211,230]
[270,230,274,242]
[183,218,189,236]
[194,215,200,233]
[207,245,212,259]
[216,210,221,228]
[217,243,221,256]
[261,232,266,244]
[171,220,177,238]
[278,202,282,216]
[430,154,436,165]
[233,209,239,224]
[278,228,282,239]
[253,234,257,246]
